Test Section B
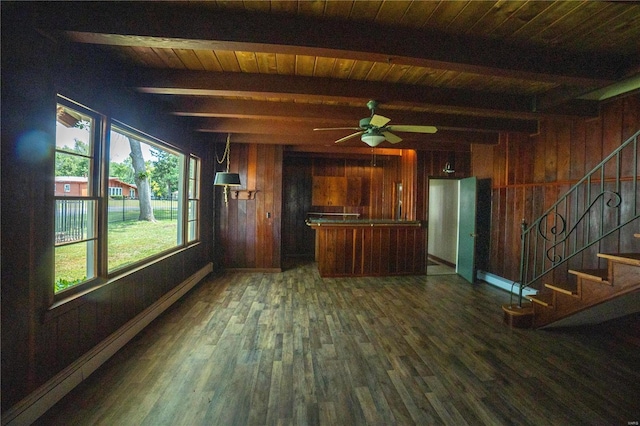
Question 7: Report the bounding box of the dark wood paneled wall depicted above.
[281,151,422,259]
[282,156,315,258]
[487,94,640,284]
[217,143,283,269]
[1,18,214,410]
[311,156,401,219]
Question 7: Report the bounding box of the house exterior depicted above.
[2,2,639,423]
[54,177,137,198]
[107,177,137,199]
[54,176,88,196]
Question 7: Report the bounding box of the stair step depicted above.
[568,268,610,284]
[526,293,553,307]
[545,282,579,296]
[597,252,640,267]
[501,303,534,328]
[634,233,640,239]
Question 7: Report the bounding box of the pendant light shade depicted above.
[214,172,241,186]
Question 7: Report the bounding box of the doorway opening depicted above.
[426,177,491,282]
[427,178,458,276]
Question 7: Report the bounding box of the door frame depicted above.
[426,176,460,270]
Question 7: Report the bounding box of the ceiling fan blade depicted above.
[335,131,364,144]
[387,125,437,134]
[314,127,361,131]
[369,114,391,128]
[382,131,402,144]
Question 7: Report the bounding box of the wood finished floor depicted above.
[37,261,640,425]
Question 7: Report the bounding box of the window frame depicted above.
[54,96,104,298]
[52,96,203,304]
[106,122,187,274]
[186,155,201,243]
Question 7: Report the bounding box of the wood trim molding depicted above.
[2,263,214,426]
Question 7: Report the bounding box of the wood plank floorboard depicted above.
[36,261,640,425]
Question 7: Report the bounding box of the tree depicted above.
[55,139,89,177]
[109,156,135,184]
[150,148,179,198]
[128,137,155,222]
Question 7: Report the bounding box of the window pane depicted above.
[55,199,96,244]
[108,126,184,272]
[188,200,198,221]
[187,156,200,243]
[188,220,198,242]
[189,178,197,199]
[54,198,97,293]
[189,157,196,180]
[55,152,90,196]
[188,199,198,242]
[55,240,96,293]
[55,105,93,196]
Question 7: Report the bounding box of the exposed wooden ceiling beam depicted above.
[42,3,624,86]
[169,98,539,133]
[136,70,597,118]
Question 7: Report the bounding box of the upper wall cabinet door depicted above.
[312,176,346,206]
[311,176,363,207]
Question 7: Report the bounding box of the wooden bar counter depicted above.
[306,219,426,277]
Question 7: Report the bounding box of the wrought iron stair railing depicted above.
[517,129,640,306]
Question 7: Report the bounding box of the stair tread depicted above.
[526,293,553,307]
[635,233,640,239]
[597,252,640,266]
[568,268,609,282]
[545,282,578,296]
[501,303,534,315]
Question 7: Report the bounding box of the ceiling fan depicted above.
[313,100,437,147]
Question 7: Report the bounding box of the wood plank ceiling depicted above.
[38,1,640,151]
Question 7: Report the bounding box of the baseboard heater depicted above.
[477,270,537,297]
[2,262,213,426]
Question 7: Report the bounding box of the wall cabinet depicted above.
[312,176,362,206]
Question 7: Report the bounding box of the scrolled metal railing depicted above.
[517,129,640,306]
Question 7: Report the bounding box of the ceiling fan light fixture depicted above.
[361,133,386,147]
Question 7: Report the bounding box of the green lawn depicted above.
[55,219,178,292]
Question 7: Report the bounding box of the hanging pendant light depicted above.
[214,172,241,186]
[214,133,241,204]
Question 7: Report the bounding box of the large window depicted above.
[54,100,98,293]
[53,97,201,296]
[108,125,185,272]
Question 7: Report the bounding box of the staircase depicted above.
[525,235,640,328]
[503,130,640,328]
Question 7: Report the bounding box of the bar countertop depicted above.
[306,218,423,227]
